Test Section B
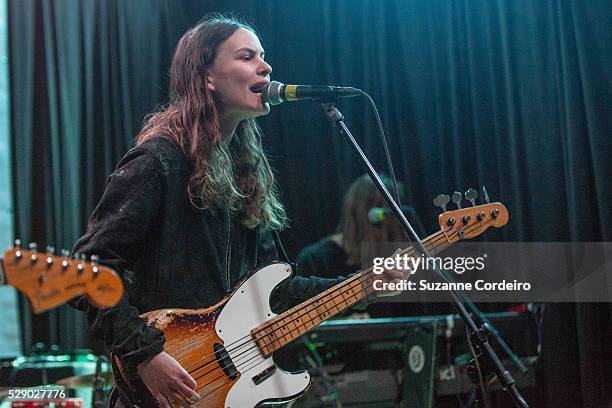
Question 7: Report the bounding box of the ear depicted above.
[205,70,216,93]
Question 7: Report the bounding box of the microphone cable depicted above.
[357,89,412,243]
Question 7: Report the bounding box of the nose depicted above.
[259,59,272,77]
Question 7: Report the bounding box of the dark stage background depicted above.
[8,0,612,406]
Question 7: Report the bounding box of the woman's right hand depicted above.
[137,351,201,407]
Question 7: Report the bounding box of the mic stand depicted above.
[92,354,106,407]
[320,101,528,408]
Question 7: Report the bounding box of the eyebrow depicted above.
[234,47,265,58]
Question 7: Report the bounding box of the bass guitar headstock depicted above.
[1,241,124,313]
[434,187,508,243]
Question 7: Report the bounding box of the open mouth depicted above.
[250,84,266,94]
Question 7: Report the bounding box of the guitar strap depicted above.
[272,230,298,272]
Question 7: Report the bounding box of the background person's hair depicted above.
[137,14,287,230]
[336,174,406,265]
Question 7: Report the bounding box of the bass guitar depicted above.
[113,202,508,407]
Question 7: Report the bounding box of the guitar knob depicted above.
[14,239,22,248]
[452,191,463,209]
[433,194,450,212]
[465,188,478,207]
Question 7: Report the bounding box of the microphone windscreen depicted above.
[368,207,385,224]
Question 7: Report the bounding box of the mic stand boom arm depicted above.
[320,102,528,408]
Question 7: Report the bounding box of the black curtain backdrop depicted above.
[8,0,611,406]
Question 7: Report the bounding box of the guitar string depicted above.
[246,215,490,344]
[187,338,276,404]
[188,219,487,392]
[192,234,452,400]
[154,215,494,405]
[181,225,454,375]
[182,221,459,368]
[184,217,486,383]
[190,223,464,400]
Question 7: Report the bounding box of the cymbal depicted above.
[56,372,114,389]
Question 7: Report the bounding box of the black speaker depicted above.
[400,323,437,408]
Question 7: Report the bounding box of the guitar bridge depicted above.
[213,343,238,379]
[252,365,276,385]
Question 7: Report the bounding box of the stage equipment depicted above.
[367,205,415,223]
[260,81,361,105]
[1,350,112,407]
[282,313,537,407]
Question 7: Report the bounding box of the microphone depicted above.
[368,205,415,224]
[261,81,361,105]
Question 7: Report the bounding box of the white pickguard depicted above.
[215,262,311,408]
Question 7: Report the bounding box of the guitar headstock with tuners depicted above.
[434,187,508,243]
[0,241,124,313]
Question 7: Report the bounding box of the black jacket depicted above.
[72,136,344,370]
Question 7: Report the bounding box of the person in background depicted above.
[297,174,406,280]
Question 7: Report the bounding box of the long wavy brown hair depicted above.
[137,14,287,230]
[336,174,406,265]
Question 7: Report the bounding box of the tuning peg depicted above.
[60,250,70,271]
[45,254,54,267]
[465,188,478,207]
[482,186,490,204]
[28,242,39,262]
[433,194,450,212]
[91,255,100,276]
[452,191,463,209]
[75,254,86,274]
[14,239,23,260]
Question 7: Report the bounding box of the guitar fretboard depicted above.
[252,231,454,357]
